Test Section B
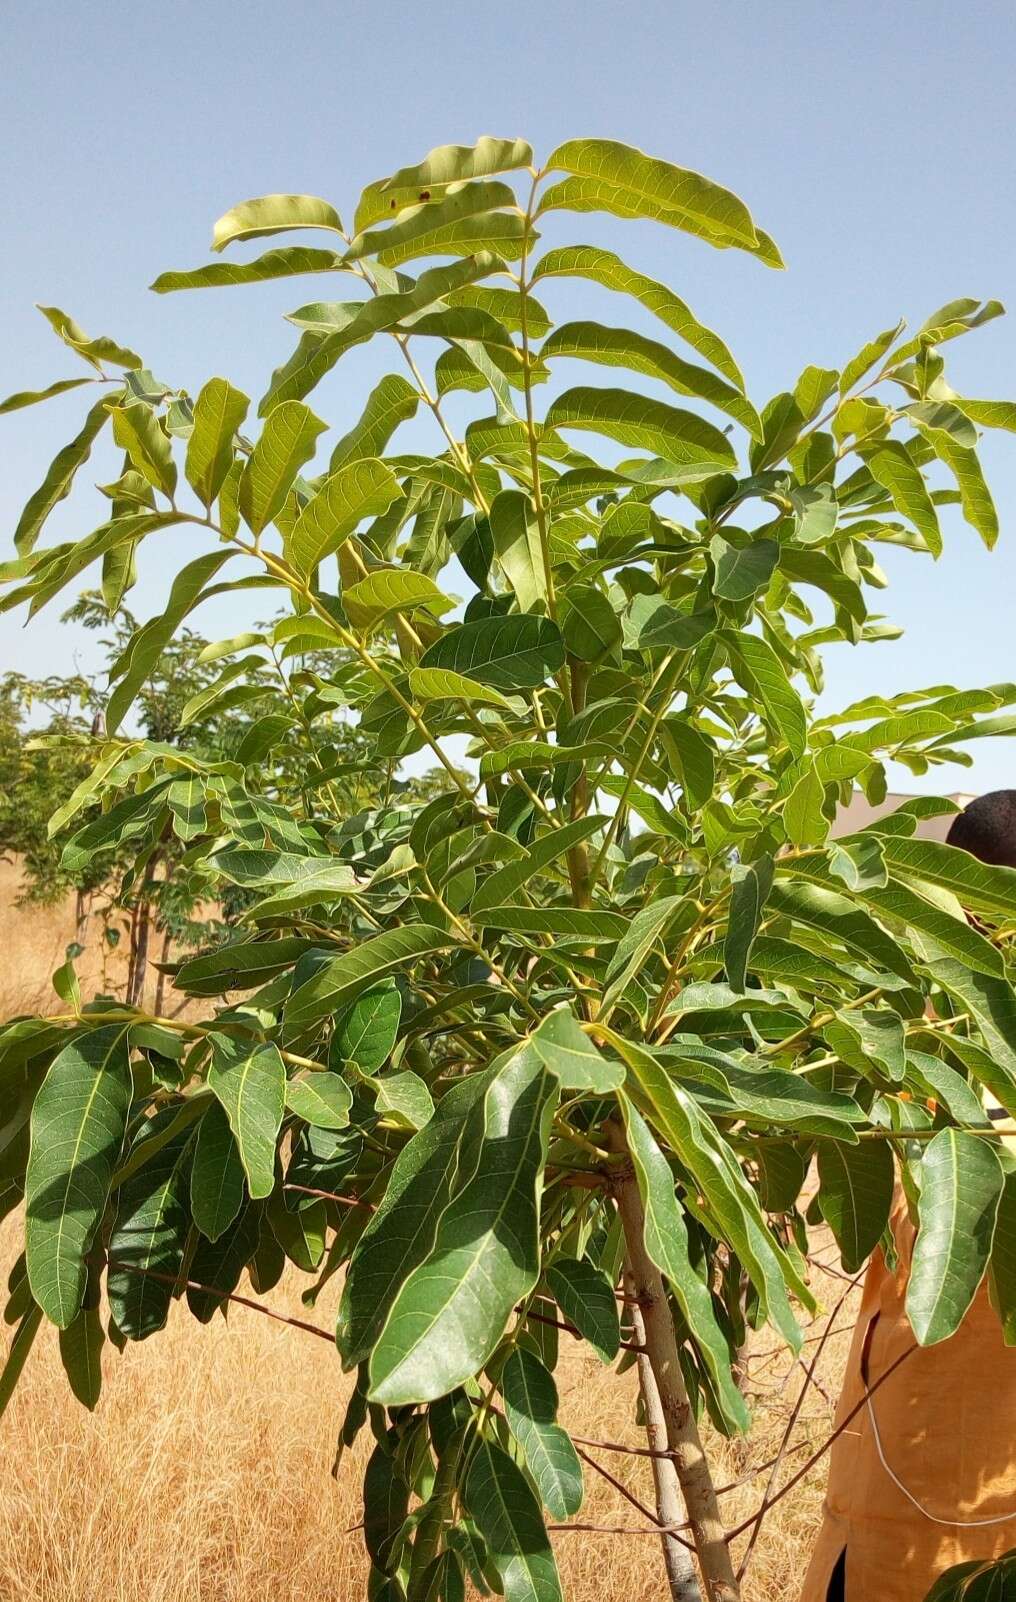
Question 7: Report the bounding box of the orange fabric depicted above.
[799,1194,1016,1602]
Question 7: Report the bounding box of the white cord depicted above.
[866,1391,1016,1528]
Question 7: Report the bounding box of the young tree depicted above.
[2,136,1015,1602]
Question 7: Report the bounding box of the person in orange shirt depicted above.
[800,791,1016,1602]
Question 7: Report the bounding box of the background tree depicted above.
[2,135,1016,1602]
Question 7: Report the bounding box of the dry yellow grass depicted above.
[0,863,851,1601]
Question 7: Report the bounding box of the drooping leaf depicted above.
[14,397,112,555]
[107,1120,193,1339]
[239,401,327,533]
[25,1026,132,1328]
[368,1044,557,1404]
[185,379,250,507]
[816,1140,895,1273]
[619,1096,749,1430]
[906,1128,1003,1345]
[464,1439,562,1602]
[190,1100,246,1242]
[207,1037,286,1200]
[546,1256,620,1363]
[333,981,402,1074]
[725,856,775,991]
[500,1347,583,1518]
[286,457,402,575]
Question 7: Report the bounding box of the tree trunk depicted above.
[128,897,151,1009]
[610,1122,740,1602]
[627,1272,703,1602]
[74,889,89,947]
[153,926,172,1016]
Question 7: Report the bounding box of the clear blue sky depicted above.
[3,0,1015,792]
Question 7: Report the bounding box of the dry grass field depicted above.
[0,860,851,1602]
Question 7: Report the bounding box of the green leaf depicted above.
[711,534,779,600]
[285,1071,353,1130]
[955,398,1016,433]
[877,835,1016,920]
[355,136,533,231]
[239,400,327,534]
[329,374,419,470]
[916,430,998,548]
[110,402,177,497]
[602,895,684,1010]
[207,1037,286,1201]
[408,666,514,711]
[14,397,112,554]
[989,1168,1016,1344]
[825,1008,906,1082]
[58,1301,104,1409]
[767,879,917,982]
[724,632,807,757]
[559,582,621,663]
[286,457,402,575]
[337,1072,488,1367]
[816,1140,895,1273]
[333,981,402,1073]
[864,442,942,557]
[473,816,606,914]
[346,181,523,266]
[368,1044,556,1404]
[500,1347,583,1518]
[860,879,1003,978]
[906,1128,1003,1345]
[36,304,142,370]
[263,256,502,410]
[107,1120,193,1339]
[545,386,737,471]
[612,1033,806,1350]
[839,321,904,394]
[344,570,454,630]
[725,856,775,991]
[212,193,343,252]
[542,139,765,255]
[185,379,250,507]
[25,1026,132,1328]
[374,1070,434,1130]
[532,245,745,388]
[106,549,233,733]
[542,322,761,438]
[464,1439,562,1602]
[490,490,548,614]
[784,761,830,847]
[152,245,345,293]
[190,1100,245,1242]
[419,616,565,694]
[0,377,92,414]
[546,1256,620,1362]
[619,1096,749,1430]
[529,1005,624,1091]
[187,1205,262,1322]
[285,926,459,1040]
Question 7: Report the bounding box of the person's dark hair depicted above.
[945,790,1016,867]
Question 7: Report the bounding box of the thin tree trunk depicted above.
[125,902,140,1004]
[153,926,171,1016]
[74,889,89,947]
[610,1122,740,1602]
[128,898,151,1009]
[627,1272,702,1602]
